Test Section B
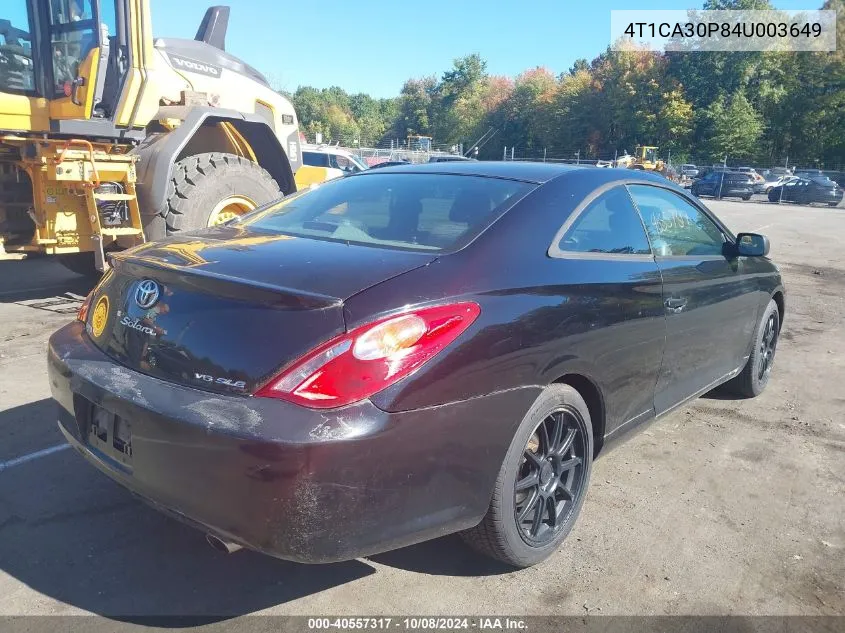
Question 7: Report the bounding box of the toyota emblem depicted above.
[135,279,160,310]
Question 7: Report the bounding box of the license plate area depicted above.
[76,397,133,469]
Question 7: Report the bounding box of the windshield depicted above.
[241,174,535,252]
[348,154,369,171]
[1,1,35,93]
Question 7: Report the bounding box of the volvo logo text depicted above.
[135,280,160,309]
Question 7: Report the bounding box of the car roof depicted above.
[352,161,678,190]
[302,145,355,158]
[354,161,588,183]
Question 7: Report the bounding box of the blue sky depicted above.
[157,1,826,97]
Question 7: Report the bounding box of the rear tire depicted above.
[725,299,780,398]
[829,202,840,207]
[742,195,751,201]
[146,153,282,240]
[56,252,99,277]
[460,384,593,568]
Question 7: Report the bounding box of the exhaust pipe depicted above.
[205,533,243,554]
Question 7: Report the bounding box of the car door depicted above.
[627,184,760,415]
[699,173,718,196]
[783,179,806,202]
[549,184,665,433]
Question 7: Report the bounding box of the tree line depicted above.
[287,0,844,168]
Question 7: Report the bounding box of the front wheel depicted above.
[460,384,593,568]
[725,299,780,398]
[742,195,752,201]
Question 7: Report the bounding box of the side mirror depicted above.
[736,232,770,257]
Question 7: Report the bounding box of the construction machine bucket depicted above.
[195,6,229,51]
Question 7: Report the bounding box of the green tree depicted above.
[698,92,763,161]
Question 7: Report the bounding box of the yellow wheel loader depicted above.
[0,2,303,274]
[627,146,666,173]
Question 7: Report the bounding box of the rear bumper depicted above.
[48,322,539,563]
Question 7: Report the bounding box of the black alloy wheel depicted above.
[461,383,594,568]
[726,298,780,398]
[757,312,779,382]
[515,410,586,545]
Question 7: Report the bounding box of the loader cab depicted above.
[1,0,131,134]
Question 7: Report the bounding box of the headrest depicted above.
[449,188,493,223]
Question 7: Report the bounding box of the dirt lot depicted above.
[0,198,843,620]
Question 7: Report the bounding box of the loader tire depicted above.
[147,153,282,240]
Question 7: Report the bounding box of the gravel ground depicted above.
[0,198,842,621]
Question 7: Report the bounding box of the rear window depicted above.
[726,174,752,183]
[241,173,535,252]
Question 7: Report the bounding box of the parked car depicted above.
[768,176,844,206]
[734,166,765,183]
[762,167,792,179]
[297,145,369,188]
[51,164,784,568]
[691,171,755,200]
[679,164,699,178]
[754,175,798,194]
[793,169,824,179]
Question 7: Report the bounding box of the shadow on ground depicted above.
[0,257,95,304]
[0,400,510,623]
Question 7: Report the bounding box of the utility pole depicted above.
[543,148,547,163]
[575,150,580,165]
[511,147,515,161]
[717,155,727,200]
[503,146,507,161]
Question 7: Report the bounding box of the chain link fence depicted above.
[499,147,845,189]
[310,137,843,205]
[308,137,468,166]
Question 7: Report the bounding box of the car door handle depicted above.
[665,297,687,313]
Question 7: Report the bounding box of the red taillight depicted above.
[77,292,93,322]
[255,302,481,408]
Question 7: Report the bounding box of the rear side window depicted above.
[627,185,726,257]
[243,173,535,252]
[558,186,651,255]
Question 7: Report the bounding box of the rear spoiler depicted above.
[111,254,342,311]
[195,6,229,51]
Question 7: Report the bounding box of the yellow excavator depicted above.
[614,146,667,173]
[1,1,304,274]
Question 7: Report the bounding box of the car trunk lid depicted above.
[85,226,436,395]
